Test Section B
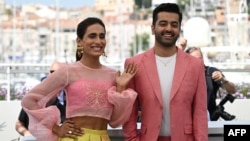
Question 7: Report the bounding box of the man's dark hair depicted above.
[152,3,182,26]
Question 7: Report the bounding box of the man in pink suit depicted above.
[123,3,208,141]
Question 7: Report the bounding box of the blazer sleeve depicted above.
[193,60,208,141]
[107,86,137,128]
[21,66,68,141]
[122,58,141,141]
[122,95,140,141]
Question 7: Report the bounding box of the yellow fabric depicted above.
[58,128,110,141]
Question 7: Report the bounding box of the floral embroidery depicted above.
[84,82,109,108]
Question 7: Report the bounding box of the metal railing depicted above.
[0,63,124,101]
[0,63,249,101]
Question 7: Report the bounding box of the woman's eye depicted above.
[100,34,105,39]
[89,34,96,38]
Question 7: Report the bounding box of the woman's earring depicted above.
[76,46,84,61]
[77,46,84,54]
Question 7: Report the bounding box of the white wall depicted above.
[217,99,250,121]
[0,101,22,141]
[151,0,177,10]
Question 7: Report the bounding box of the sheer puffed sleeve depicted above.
[21,66,68,141]
[107,86,137,128]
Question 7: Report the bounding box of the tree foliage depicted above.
[177,0,190,13]
[247,0,250,14]
[130,33,150,56]
[135,0,152,8]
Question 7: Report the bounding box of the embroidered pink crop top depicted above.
[21,62,137,141]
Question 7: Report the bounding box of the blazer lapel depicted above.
[170,48,189,100]
[142,48,163,105]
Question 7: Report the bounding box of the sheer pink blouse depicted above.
[21,61,137,141]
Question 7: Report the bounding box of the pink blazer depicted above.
[123,48,208,141]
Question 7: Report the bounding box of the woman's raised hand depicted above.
[115,63,137,92]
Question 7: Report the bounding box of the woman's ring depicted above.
[68,130,72,134]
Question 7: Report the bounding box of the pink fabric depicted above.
[108,87,137,127]
[122,48,208,141]
[21,61,137,141]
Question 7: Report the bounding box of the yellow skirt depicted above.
[58,128,110,141]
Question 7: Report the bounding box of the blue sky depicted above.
[5,0,95,8]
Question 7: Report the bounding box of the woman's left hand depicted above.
[115,63,137,92]
[53,119,83,138]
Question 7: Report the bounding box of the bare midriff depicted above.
[69,116,108,130]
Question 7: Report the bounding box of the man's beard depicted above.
[155,31,179,48]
